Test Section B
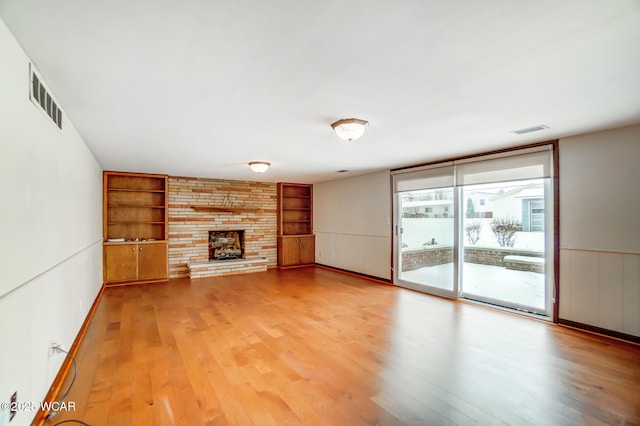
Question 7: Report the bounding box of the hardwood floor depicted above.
[48,267,640,425]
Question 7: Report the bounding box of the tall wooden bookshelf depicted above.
[277,183,315,267]
[103,171,168,285]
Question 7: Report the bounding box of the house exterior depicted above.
[402,199,453,218]
[489,183,545,232]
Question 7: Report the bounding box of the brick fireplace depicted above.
[167,177,278,278]
[209,230,244,260]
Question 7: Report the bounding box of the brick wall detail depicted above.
[464,246,543,267]
[168,177,277,278]
[402,246,453,271]
[402,245,544,272]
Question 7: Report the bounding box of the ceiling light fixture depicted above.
[330,118,369,142]
[248,161,270,173]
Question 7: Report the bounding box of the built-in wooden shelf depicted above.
[107,189,166,193]
[107,221,166,225]
[103,171,168,286]
[277,182,314,267]
[108,205,166,208]
[190,205,263,214]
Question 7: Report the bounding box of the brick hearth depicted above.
[188,258,269,278]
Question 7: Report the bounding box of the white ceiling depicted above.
[2,0,640,183]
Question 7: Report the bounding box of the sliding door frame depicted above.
[391,141,560,323]
[393,185,460,299]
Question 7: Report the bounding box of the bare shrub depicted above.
[465,220,482,245]
[490,217,522,247]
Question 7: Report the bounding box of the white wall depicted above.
[0,19,103,426]
[559,124,640,337]
[314,171,392,279]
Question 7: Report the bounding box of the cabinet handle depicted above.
[139,247,143,251]
[132,247,135,252]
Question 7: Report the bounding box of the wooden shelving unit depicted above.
[278,183,312,235]
[277,183,315,267]
[103,171,168,285]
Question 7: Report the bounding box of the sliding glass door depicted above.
[392,146,555,318]
[460,179,550,315]
[397,187,456,297]
[393,165,457,298]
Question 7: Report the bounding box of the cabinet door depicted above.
[138,243,168,280]
[104,244,137,283]
[298,235,315,265]
[279,237,300,266]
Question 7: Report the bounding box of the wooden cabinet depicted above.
[277,183,314,267]
[103,171,168,285]
[104,242,168,283]
[137,242,168,280]
[104,244,138,283]
[278,235,315,267]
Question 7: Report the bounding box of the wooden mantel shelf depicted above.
[190,205,263,214]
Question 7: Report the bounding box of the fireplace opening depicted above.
[209,230,244,260]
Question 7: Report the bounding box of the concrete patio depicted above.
[401,262,546,312]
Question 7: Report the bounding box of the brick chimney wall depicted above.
[168,176,277,278]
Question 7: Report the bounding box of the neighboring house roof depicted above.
[514,187,544,199]
[490,184,543,201]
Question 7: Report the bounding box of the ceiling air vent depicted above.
[29,64,62,130]
[512,125,548,135]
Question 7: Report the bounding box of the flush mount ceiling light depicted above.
[248,161,270,173]
[330,118,369,142]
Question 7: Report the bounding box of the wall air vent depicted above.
[29,64,62,130]
[512,125,548,135]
